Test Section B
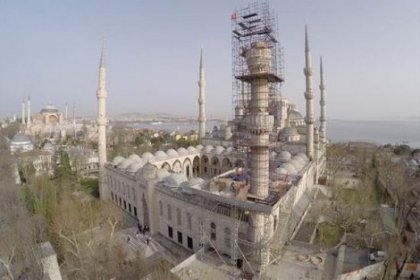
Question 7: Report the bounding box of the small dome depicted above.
[196,145,204,151]
[167,149,178,157]
[154,150,168,161]
[213,146,225,155]
[280,163,297,175]
[270,151,277,159]
[128,161,145,173]
[187,146,197,154]
[223,147,235,155]
[296,153,309,162]
[204,145,214,153]
[142,162,157,179]
[112,156,125,166]
[177,147,189,156]
[277,151,292,162]
[156,168,170,179]
[288,159,303,170]
[129,154,142,162]
[163,173,188,188]
[276,167,289,175]
[118,158,134,169]
[142,152,155,162]
[294,156,307,166]
[11,132,31,143]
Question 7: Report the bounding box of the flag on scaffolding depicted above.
[231,12,237,21]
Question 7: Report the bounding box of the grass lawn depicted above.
[314,223,344,247]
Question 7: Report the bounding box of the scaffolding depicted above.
[231,0,284,130]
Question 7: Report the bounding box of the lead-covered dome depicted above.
[166,149,178,158]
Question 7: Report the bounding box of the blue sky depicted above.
[0,0,419,120]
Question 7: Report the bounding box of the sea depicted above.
[127,119,420,149]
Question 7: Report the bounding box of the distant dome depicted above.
[142,152,155,162]
[163,173,188,188]
[277,151,292,162]
[196,145,204,151]
[112,156,125,166]
[154,151,168,161]
[204,145,214,153]
[156,168,170,179]
[213,146,225,155]
[177,147,188,156]
[129,154,142,162]
[167,149,178,158]
[128,161,145,173]
[187,146,197,154]
[11,132,31,144]
[40,104,59,114]
[118,158,134,169]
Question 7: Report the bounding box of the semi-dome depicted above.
[277,151,292,162]
[156,169,170,179]
[177,147,189,156]
[154,150,168,161]
[288,109,304,120]
[142,152,155,162]
[128,154,142,162]
[128,162,145,173]
[213,146,225,155]
[283,126,299,137]
[11,132,31,144]
[204,145,214,153]
[163,173,188,188]
[112,156,125,166]
[166,149,178,157]
[195,145,204,151]
[187,146,197,154]
[118,158,134,169]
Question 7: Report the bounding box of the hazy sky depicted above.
[0,0,419,120]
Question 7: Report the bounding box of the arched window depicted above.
[167,204,172,221]
[176,208,181,225]
[159,201,163,216]
[210,222,216,240]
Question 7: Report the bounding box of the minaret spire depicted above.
[21,99,26,125]
[97,42,108,199]
[319,57,327,148]
[26,96,31,128]
[198,48,207,141]
[304,25,314,159]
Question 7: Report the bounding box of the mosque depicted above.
[99,2,328,275]
[19,97,77,138]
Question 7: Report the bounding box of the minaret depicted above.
[97,44,108,200]
[198,49,206,141]
[319,57,327,146]
[65,102,68,123]
[21,99,26,125]
[26,96,31,128]
[304,25,314,159]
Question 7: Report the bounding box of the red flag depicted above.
[231,12,237,21]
